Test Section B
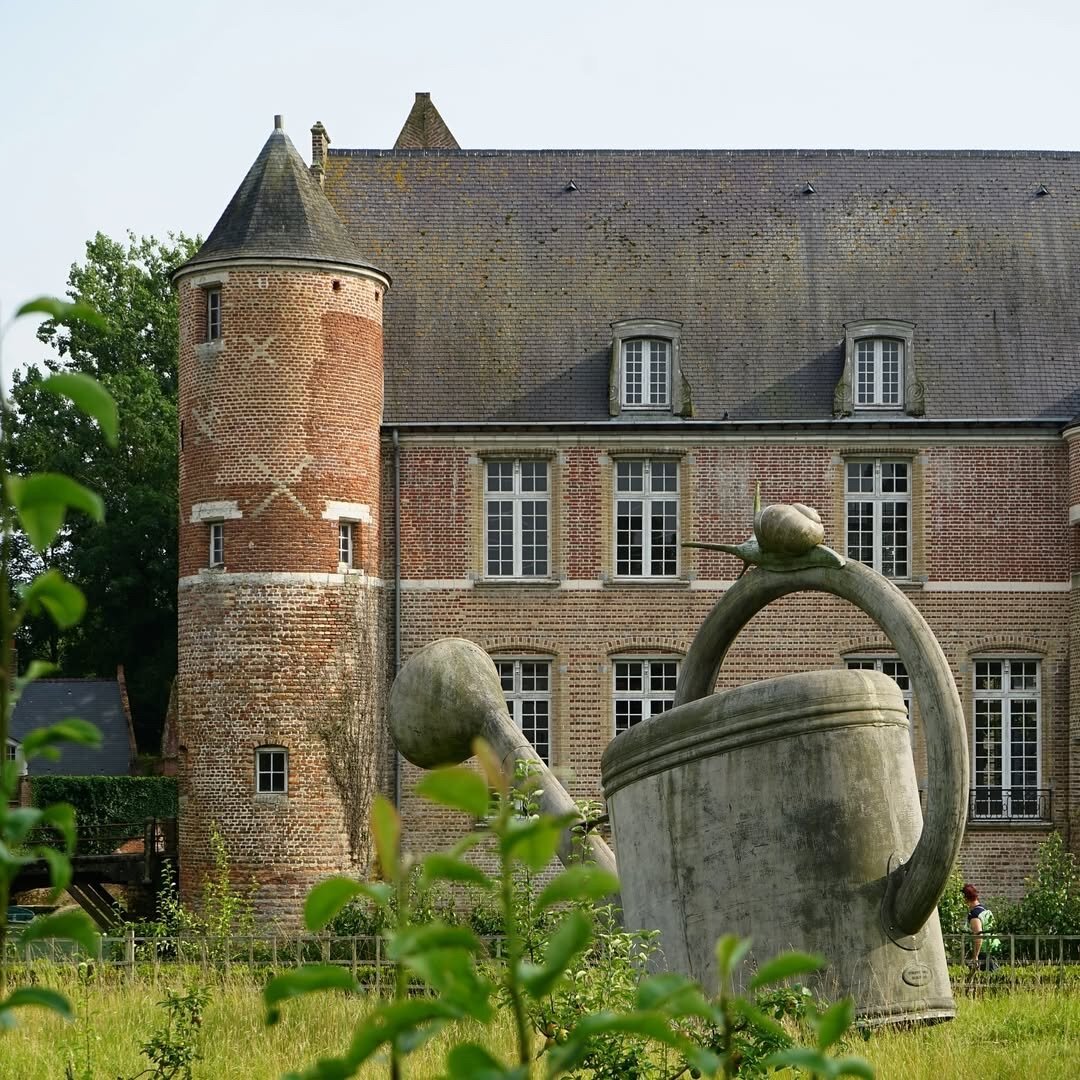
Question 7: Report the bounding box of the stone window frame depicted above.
[609,319,691,417]
[612,456,681,581]
[968,654,1044,821]
[842,456,913,582]
[208,520,225,569]
[322,501,372,573]
[492,655,553,765]
[478,454,556,584]
[206,286,222,342]
[833,319,923,417]
[610,654,681,737]
[254,745,288,795]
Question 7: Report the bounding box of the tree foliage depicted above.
[9,232,198,749]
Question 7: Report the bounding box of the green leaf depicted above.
[34,845,72,901]
[749,949,825,990]
[389,922,480,960]
[0,987,72,1021]
[765,1046,833,1074]
[8,473,105,552]
[264,966,358,1025]
[42,372,118,446]
[415,766,491,818]
[20,720,101,762]
[500,815,565,871]
[635,972,711,1017]
[39,801,77,851]
[833,1055,876,1078]
[16,296,108,330]
[813,997,856,1052]
[3,806,43,844]
[20,909,98,955]
[520,910,591,999]
[421,852,494,890]
[370,795,399,881]
[345,1000,459,1067]
[405,948,493,1021]
[732,997,792,1044]
[304,877,368,932]
[19,570,87,629]
[533,865,620,916]
[14,660,58,694]
[444,1044,525,1080]
[715,934,753,985]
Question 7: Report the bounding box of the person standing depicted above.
[963,883,1000,971]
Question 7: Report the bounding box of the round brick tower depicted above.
[173,117,390,921]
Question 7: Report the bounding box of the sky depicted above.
[2,0,1080,376]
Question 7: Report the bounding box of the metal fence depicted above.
[6,929,1080,993]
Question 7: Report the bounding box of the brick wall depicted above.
[389,435,1074,891]
[176,262,386,922]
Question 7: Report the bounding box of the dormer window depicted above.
[834,319,922,417]
[609,319,690,417]
[622,339,670,409]
[855,338,902,407]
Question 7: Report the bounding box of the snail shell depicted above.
[754,502,824,555]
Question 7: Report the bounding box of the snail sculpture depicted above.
[685,484,844,573]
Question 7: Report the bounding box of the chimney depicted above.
[311,121,330,185]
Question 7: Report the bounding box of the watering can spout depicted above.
[388,638,619,882]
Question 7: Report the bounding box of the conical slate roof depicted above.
[179,117,381,274]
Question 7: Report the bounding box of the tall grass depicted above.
[856,990,1080,1080]
[2,970,1077,1078]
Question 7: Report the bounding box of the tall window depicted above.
[495,659,551,764]
[846,657,913,743]
[855,338,902,407]
[339,522,355,568]
[615,460,678,577]
[208,521,224,568]
[613,658,679,735]
[485,460,549,578]
[621,339,670,409]
[255,746,288,794]
[845,460,910,579]
[206,288,222,341]
[972,659,1042,819]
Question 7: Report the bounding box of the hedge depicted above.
[31,775,177,829]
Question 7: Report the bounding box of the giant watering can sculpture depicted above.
[388,497,968,1026]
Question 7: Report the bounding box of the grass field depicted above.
[1,971,1077,1078]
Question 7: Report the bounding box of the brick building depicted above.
[174,94,1080,919]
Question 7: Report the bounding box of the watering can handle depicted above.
[674,560,968,938]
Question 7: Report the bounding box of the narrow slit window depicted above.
[206,288,222,341]
[339,522,355,568]
[209,521,224,567]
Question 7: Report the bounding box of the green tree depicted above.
[9,232,197,749]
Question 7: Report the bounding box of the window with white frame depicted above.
[5,738,25,779]
[255,746,288,794]
[495,658,551,764]
[972,659,1042,819]
[615,460,679,577]
[485,460,549,578]
[855,338,903,408]
[845,460,910,579]
[208,521,224,568]
[621,339,671,409]
[846,657,913,743]
[206,287,222,341]
[339,522,355,568]
[613,658,679,735]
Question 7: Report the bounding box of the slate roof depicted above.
[179,119,381,276]
[394,93,460,150]
[10,680,134,776]
[323,148,1080,424]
